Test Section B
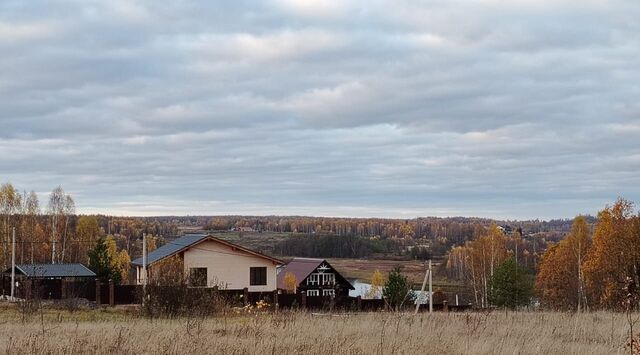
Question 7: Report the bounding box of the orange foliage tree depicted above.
[536,216,591,310]
[582,199,640,310]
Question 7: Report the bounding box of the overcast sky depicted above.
[1,0,639,220]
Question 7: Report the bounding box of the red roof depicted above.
[277,258,324,289]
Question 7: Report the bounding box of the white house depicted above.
[131,234,283,292]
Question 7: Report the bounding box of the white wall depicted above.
[183,240,278,292]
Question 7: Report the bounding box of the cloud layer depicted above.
[1,0,639,219]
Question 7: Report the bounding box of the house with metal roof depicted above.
[131,234,283,292]
[277,258,354,297]
[3,264,96,279]
[1,264,97,299]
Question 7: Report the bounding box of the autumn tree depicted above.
[106,235,131,283]
[283,272,298,294]
[583,199,639,310]
[449,224,507,307]
[75,216,101,263]
[367,269,384,299]
[536,216,591,311]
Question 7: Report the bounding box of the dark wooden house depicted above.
[277,258,354,297]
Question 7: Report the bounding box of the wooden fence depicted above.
[3,277,470,312]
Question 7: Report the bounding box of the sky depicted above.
[1,0,639,220]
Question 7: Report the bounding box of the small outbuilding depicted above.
[4,264,96,280]
[2,263,96,299]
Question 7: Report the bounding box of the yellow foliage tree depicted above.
[283,272,298,294]
[105,235,131,283]
[367,269,384,299]
[75,216,100,263]
[470,224,507,307]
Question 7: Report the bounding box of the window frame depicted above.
[321,273,335,286]
[322,289,335,297]
[189,267,208,287]
[306,273,319,286]
[249,267,268,286]
[307,289,319,296]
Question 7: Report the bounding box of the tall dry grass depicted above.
[0,309,632,354]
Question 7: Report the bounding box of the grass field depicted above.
[0,304,633,354]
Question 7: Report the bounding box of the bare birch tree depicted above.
[0,183,22,269]
[47,186,66,264]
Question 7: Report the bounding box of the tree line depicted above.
[0,183,134,278]
[446,224,541,307]
[537,198,640,311]
[273,234,404,259]
[447,198,640,311]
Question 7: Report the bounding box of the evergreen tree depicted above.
[88,237,120,283]
[489,257,533,309]
[383,265,414,311]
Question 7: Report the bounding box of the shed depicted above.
[3,264,96,279]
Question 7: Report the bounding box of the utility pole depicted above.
[415,261,429,314]
[11,227,16,301]
[429,259,433,313]
[142,233,147,304]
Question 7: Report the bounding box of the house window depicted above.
[323,289,335,297]
[250,267,267,286]
[306,273,319,286]
[307,290,319,296]
[189,268,207,287]
[321,273,335,285]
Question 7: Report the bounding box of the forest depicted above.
[0,181,578,271]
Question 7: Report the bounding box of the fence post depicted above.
[109,279,115,306]
[243,287,249,306]
[301,291,307,309]
[443,300,448,313]
[25,279,32,300]
[273,290,279,313]
[61,278,67,299]
[357,296,362,311]
[95,279,101,305]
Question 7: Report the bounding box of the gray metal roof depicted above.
[6,264,96,278]
[131,234,209,266]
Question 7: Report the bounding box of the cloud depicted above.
[273,0,353,19]
[0,0,638,219]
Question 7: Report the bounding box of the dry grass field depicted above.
[0,305,633,355]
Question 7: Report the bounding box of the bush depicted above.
[139,257,234,318]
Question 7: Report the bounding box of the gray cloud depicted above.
[0,0,638,219]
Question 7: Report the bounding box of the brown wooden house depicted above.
[277,258,354,297]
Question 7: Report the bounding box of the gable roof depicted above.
[131,234,283,267]
[277,258,354,290]
[4,264,96,278]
